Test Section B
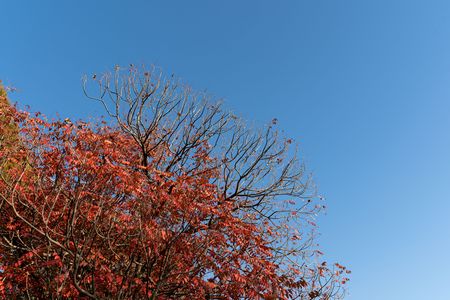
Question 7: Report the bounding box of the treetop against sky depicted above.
[3,1,450,299]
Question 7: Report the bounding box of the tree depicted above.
[0,67,349,299]
[0,82,20,158]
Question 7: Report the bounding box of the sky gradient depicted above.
[2,1,450,299]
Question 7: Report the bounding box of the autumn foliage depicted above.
[0,69,349,299]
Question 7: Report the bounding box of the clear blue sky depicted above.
[2,1,450,299]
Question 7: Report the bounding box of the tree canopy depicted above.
[0,68,349,299]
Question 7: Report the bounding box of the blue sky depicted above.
[2,1,450,299]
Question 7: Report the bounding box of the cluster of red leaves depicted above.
[0,103,348,299]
